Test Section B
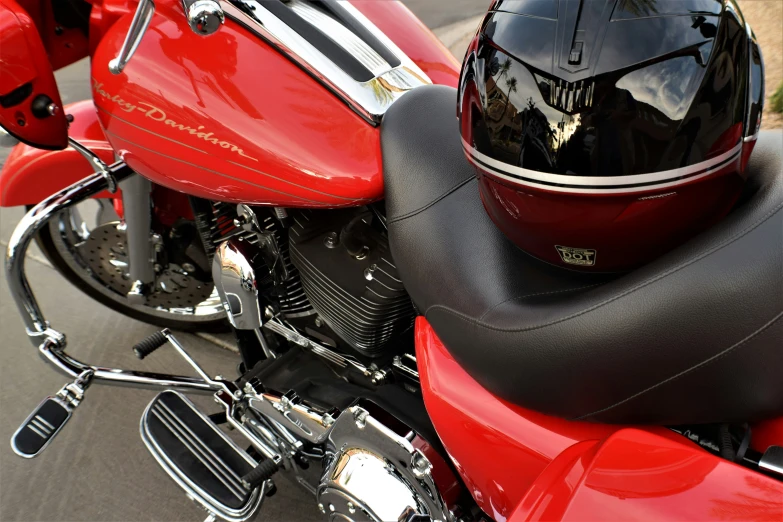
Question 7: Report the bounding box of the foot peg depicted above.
[141,391,266,521]
[11,370,93,458]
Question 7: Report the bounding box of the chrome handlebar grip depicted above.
[109,0,156,75]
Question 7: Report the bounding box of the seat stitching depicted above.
[425,200,783,333]
[573,310,783,420]
[477,283,605,321]
[388,177,476,224]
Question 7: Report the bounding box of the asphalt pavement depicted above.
[0,3,486,521]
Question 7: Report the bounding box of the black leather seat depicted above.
[381,85,783,425]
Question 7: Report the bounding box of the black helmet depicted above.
[458,0,764,271]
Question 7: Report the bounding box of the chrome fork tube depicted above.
[5,163,214,392]
[122,174,156,301]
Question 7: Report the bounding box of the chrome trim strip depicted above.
[27,423,48,438]
[221,0,431,124]
[34,416,56,431]
[464,139,743,188]
[759,446,783,477]
[287,0,389,77]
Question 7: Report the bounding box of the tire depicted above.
[31,206,229,332]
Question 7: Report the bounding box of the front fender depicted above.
[0,99,115,207]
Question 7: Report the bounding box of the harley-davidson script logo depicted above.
[93,81,257,161]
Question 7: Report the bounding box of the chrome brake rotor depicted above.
[79,222,215,309]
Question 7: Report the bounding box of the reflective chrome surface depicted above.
[182,0,225,35]
[247,392,334,445]
[109,0,156,74]
[262,315,371,376]
[393,354,419,381]
[6,165,130,344]
[759,446,783,477]
[222,0,431,124]
[47,202,224,320]
[67,137,117,193]
[5,164,218,391]
[122,174,156,293]
[318,406,450,522]
[212,239,263,330]
[10,370,93,458]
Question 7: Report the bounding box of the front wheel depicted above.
[31,198,228,331]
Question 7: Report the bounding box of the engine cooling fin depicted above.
[192,200,314,319]
[289,209,415,358]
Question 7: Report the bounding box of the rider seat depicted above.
[381,85,783,425]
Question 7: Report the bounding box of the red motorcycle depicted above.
[2,0,782,520]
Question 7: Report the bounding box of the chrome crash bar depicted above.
[5,157,214,392]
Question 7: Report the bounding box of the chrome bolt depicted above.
[46,103,59,116]
[318,503,326,514]
[323,232,338,248]
[315,317,324,327]
[243,382,255,394]
[347,502,356,514]
[328,504,335,513]
[233,390,243,399]
[371,370,386,385]
[322,413,335,427]
[353,408,368,429]
[411,451,432,478]
[182,262,195,272]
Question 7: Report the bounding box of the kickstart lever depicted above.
[11,370,94,458]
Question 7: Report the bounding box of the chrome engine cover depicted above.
[317,406,450,522]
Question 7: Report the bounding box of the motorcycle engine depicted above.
[199,201,415,359]
[287,208,416,358]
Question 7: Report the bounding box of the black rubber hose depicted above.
[241,459,279,490]
[133,331,168,359]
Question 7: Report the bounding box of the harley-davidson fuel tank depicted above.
[91,0,459,207]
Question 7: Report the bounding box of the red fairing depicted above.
[508,429,783,522]
[0,100,115,206]
[0,0,68,150]
[415,318,783,521]
[91,1,380,208]
[90,0,458,208]
[12,0,88,71]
